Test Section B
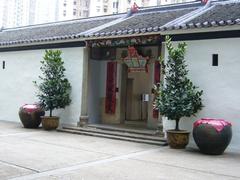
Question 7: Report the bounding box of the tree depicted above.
[34,50,71,117]
[154,36,203,131]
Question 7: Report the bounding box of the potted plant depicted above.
[154,36,203,149]
[34,50,71,130]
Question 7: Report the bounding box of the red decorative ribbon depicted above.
[153,61,161,118]
[194,118,232,132]
[105,62,117,114]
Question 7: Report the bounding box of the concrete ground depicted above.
[0,121,239,180]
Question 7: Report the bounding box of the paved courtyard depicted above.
[0,121,239,180]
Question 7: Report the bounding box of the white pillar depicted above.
[78,47,89,127]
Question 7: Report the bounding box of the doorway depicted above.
[124,71,150,123]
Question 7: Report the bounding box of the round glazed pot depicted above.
[19,104,45,128]
[193,118,232,155]
[167,130,190,149]
[41,116,59,130]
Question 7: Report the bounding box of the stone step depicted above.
[57,128,168,146]
[87,124,163,136]
[61,126,166,142]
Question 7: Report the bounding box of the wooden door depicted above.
[125,78,133,120]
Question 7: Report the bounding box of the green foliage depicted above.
[154,36,203,130]
[34,50,71,117]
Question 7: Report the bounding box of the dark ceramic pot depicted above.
[19,104,45,128]
[193,118,232,155]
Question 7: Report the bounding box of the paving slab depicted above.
[0,137,110,172]
[0,161,34,180]
[132,147,240,178]
[0,121,240,180]
[25,158,239,180]
[0,121,38,134]
[26,131,158,156]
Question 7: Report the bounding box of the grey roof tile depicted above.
[95,6,198,35]
[187,2,240,25]
[1,1,240,47]
[0,16,119,45]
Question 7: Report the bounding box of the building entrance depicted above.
[125,72,150,122]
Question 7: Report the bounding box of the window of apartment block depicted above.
[73,9,77,16]
[63,10,66,16]
[113,2,115,8]
[73,0,77,5]
[96,6,100,12]
[104,5,108,13]
[83,10,89,17]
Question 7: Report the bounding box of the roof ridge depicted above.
[79,15,133,36]
[137,0,202,13]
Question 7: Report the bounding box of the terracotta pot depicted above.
[41,116,59,130]
[193,118,232,155]
[19,104,45,128]
[167,130,190,149]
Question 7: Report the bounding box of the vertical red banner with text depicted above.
[153,61,161,118]
[105,61,117,114]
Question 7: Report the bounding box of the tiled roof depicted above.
[0,0,239,47]
[0,15,121,46]
[88,0,240,37]
[87,2,202,37]
[181,1,240,29]
[92,8,197,36]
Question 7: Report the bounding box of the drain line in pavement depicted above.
[10,147,162,180]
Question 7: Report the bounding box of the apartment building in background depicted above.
[0,0,194,28]
[89,0,109,17]
[0,0,35,28]
[0,0,57,28]
[34,0,59,24]
[89,0,193,17]
[58,0,90,21]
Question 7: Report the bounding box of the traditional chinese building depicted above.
[0,0,240,149]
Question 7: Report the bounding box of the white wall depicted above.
[0,47,84,126]
[163,38,240,150]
